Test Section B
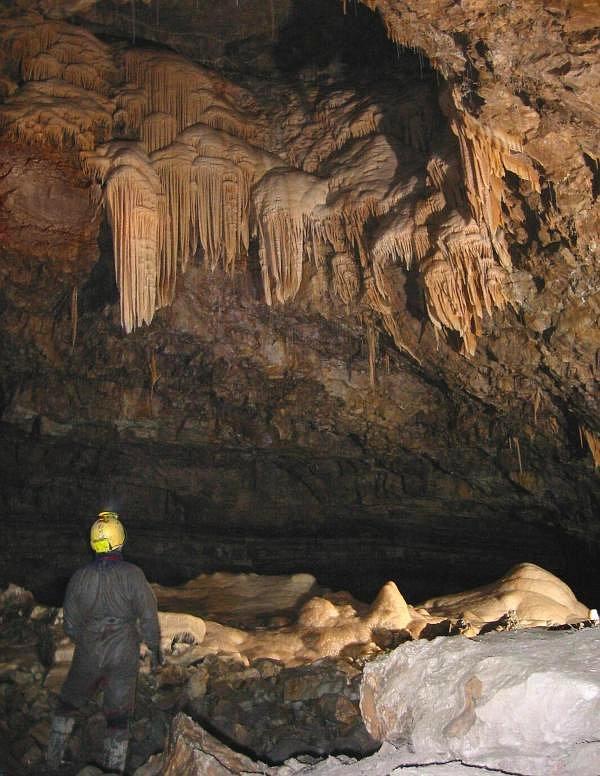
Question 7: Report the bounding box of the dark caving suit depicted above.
[52,550,160,772]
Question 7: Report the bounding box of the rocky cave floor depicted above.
[3,586,375,776]
[1,564,598,776]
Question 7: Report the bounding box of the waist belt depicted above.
[85,617,133,633]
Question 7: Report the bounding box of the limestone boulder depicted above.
[360,626,600,775]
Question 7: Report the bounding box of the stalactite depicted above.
[130,0,136,46]
[115,85,148,135]
[0,17,116,151]
[321,138,430,361]
[414,191,446,225]
[195,103,270,147]
[363,273,421,364]
[124,50,211,132]
[513,436,523,474]
[420,213,509,357]
[315,92,384,153]
[1,15,59,65]
[315,81,432,165]
[21,52,63,82]
[102,159,162,332]
[368,128,511,356]
[442,84,541,270]
[581,427,600,469]
[367,323,378,387]
[81,141,146,183]
[140,112,178,153]
[177,123,279,186]
[372,205,430,269]
[426,152,465,211]
[122,49,260,138]
[0,17,524,358]
[148,349,160,407]
[82,114,285,329]
[331,252,360,305]
[532,387,542,426]
[3,17,116,95]
[321,134,426,280]
[192,155,247,273]
[180,123,281,275]
[151,143,196,301]
[0,79,114,150]
[70,287,78,352]
[252,169,329,305]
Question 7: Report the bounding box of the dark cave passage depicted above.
[2,422,598,611]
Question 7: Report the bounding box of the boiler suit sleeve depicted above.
[133,571,161,654]
[62,569,85,641]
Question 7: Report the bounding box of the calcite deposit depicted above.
[360,627,600,774]
[0,0,598,674]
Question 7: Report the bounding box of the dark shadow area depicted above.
[243,233,265,303]
[26,527,600,617]
[274,0,403,77]
[583,152,599,201]
[78,215,119,314]
[405,267,427,321]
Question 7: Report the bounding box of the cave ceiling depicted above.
[0,0,598,603]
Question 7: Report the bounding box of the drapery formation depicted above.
[82,143,162,332]
[253,170,329,305]
[0,17,544,355]
[443,85,541,272]
[0,15,115,149]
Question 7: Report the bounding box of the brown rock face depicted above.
[0,0,598,608]
[0,142,99,290]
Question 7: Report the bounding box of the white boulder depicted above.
[360,627,600,775]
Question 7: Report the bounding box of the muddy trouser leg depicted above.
[47,649,101,770]
[102,665,138,774]
[102,722,130,774]
[46,700,77,771]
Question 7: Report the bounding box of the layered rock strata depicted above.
[0,1,598,606]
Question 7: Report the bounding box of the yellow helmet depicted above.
[90,511,126,553]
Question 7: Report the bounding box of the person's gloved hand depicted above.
[150,646,165,671]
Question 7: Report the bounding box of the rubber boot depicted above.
[46,715,75,771]
[102,731,129,774]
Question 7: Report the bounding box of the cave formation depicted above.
[0,0,598,616]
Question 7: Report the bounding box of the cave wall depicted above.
[0,0,598,606]
[1,254,596,604]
